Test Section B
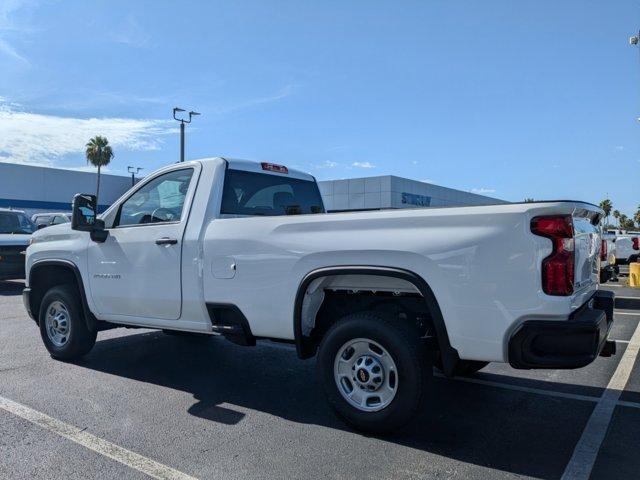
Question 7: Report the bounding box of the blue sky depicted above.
[0,0,639,215]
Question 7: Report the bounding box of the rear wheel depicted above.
[599,270,609,284]
[317,312,431,434]
[39,285,96,360]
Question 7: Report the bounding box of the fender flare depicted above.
[28,259,98,332]
[293,265,460,376]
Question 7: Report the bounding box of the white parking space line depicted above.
[561,315,640,480]
[614,311,640,316]
[0,395,197,480]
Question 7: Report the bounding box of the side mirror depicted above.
[71,193,108,243]
[71,194,97,231]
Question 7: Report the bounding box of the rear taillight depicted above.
[531,215,575,296]
[600,239,608,261]
[633,237,639,251]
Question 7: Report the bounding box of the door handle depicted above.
[155,237,178,245]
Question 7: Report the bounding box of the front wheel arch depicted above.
[28,260,97,332]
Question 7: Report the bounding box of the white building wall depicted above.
[319,175,507,211]
[0,162,135,216]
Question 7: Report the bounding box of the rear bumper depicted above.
[508,290,615,369]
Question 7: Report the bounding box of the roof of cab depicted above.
[194,157,316,182]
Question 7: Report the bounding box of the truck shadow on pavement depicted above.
[77,330,604,479]
[0,281,24,296]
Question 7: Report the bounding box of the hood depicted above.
[31,222,72,240]
[0,233,32,247]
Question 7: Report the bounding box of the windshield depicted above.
[0,212,36,234]
[221,169,325,216]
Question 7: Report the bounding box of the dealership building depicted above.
[318,176,506,211]
[0,162,134,216]
[0,162,506,217]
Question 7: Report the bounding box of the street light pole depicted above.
[173,107,201,162]
[127,166,143,187]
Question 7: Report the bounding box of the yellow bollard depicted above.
[630,262,640,288]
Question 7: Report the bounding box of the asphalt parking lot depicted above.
[1,280,639,480]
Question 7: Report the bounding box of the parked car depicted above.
[31,212,71,230]
[23,158,616,433]
[0,209,36,280]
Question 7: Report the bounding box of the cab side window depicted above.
[116,169,194,227]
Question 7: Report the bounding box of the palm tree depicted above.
[599,199,612,227]
[613,210,621,228]
[619,214,630,231]
[524,198,535,203]
[634,205,640,229]
[85,136,114,205]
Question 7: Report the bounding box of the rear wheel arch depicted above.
[28,260,97,332]
[293,266,460,376]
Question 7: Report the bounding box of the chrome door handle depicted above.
[155,237,178,245]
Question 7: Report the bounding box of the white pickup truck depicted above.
[606,229,640,265]
[23,158,616,432]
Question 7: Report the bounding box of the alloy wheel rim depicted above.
[45,301,70,347]
[333,338,398,412]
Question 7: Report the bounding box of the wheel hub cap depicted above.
[353,355,384,391]
[45,301,70,347]
[333,338,398,412]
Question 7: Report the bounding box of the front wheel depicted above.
[39,285,97,360]
[317,312,431,434]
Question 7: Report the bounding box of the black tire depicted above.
[39,285,96,360]
[434,357,489,376]
[599,270,609,284]
[316,311,431,434]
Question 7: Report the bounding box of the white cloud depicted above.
[316,160,339,169]
[614,145,624,151]
[352,161,375,168]
[0,37,28,64]
[211,84,296,115]
[0,0,31,65]
[0,100,174,166]
[471,187,496,194]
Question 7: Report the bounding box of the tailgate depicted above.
[529,202,602,305]
[572,209,600,293]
